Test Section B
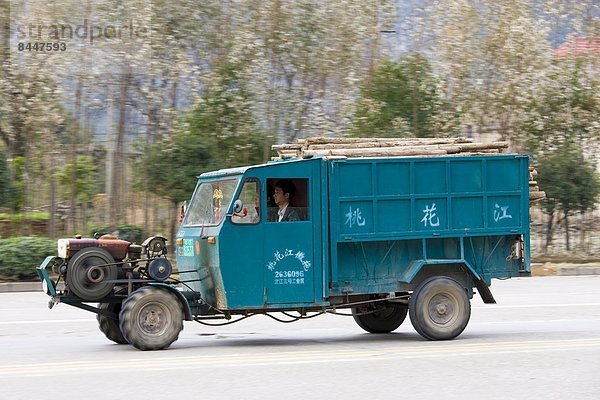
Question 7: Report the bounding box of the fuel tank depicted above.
[64,237,130,261]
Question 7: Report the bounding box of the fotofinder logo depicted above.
[15,19,149,45]
[9,0,151,57]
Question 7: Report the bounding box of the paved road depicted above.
[1,276,600,400]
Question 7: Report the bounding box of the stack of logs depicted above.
[272,137,545,203]
[529,168,545,203]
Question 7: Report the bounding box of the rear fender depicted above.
[149,283,193,320]
[400,259,481,284]
[406,261,496,304]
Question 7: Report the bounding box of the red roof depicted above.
[554,37,600,57]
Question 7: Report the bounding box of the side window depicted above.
[231,179,260,225]
[267,178,309,222]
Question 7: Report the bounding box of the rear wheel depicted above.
[119,286,183,350]
[352,305,408,333]
[97,301,127,344]
[409,276,471,340]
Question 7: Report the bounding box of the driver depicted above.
[270,179,300,222]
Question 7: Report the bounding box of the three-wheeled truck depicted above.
[37,153,531,350]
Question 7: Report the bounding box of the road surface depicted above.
[1,275,599,400]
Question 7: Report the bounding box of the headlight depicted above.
[57,239,69,259]
[41,278,56,296]
[42,279,49,295]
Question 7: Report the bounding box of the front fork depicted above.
[37,256,59,297]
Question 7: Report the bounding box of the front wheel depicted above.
[409,277,471,340]
[352,305,408,333]
[119,286,183,350]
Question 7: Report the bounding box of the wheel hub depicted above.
[428,293,457,325]
[85,265,105,283]
[142,310,162,332]
[138,303,171,335]
[435,303,447,315]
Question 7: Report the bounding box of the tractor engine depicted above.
[54,235,171,301]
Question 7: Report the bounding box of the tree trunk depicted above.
[580,212,587,251]
[564,214,570,252]
[48,171,56,239]
[143,181,150,236]
[144,104,160,235]
[544,212,554,254]
[412,67,419,136]
[169,199,178,250]
[111,69,131,224]
[81,201,88,236]
[68,80,82,234]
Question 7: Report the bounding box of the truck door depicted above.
[263,161,322,305]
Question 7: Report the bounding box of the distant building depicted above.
[554,37,600,87]
[553,37,600,58]
[554,37,600,181]
[554,36,600,103]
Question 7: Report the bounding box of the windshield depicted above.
[184,178,239,226]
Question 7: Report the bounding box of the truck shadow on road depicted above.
[160,331,481,351]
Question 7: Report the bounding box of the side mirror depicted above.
[232,199,244,214]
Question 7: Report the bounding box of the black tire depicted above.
[66,248,117,301]
[409,276,471,340]
[97,302,128,344]
[352,305,408,333]
[119,286,183,351]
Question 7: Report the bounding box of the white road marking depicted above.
[0,319,96,325]
[472,303,600,309]
[2,337,600,377]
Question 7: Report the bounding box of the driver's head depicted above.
[273,179,296,207]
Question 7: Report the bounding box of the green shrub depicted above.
[90,224,145,244]
[0,212,50,221]
[0,236,56,281]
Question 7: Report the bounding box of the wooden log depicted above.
[277,148,299,153]
[300,142,508,154]
[318,142,505,156]
[278,153,297,159]
[276,150,511,159]
[304,143,488,155]
[529,191,546,201]
[277,149,298,155]
[301,147,449,157]
[272,143,304,151]
[307,141,415,150]
[306,138,476,150]
[301,136,473,146]
[441,142,508,153]
[306,142,508,155]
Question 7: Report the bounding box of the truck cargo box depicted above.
[327,155,530,296]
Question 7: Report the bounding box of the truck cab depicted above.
[176,157,326,311]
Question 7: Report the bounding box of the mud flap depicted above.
[474,279,496,304]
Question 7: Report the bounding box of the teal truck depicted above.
[37,154,531,350]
